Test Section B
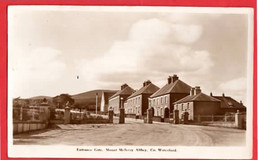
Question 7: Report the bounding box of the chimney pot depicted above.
[171,74,179,83]
[121,84,128,90]
[167,76,171,84]
[190,88,195,96]
[194,86,201,95]
[222,93,225,97]
[210,92,213,96]
[146,80,151,86]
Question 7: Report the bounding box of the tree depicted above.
[42,98,47,103]
[52,94,75,108]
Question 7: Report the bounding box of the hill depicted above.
[28,96,53,100]
[72,89,118,110]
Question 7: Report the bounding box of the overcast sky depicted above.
[8,6,252,105]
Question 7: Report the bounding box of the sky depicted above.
[8,6,252,105]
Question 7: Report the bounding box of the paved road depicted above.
[14,118,245,146]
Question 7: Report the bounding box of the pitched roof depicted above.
[174,92,221,104]
[213,96,246,108]
[103,91,118,104]
[109,86,135,99]
[128,83,159,99]
[150,79,191,98]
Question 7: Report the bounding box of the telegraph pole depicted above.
[96,93,98,116]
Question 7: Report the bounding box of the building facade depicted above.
[174,87,221,121]
[149,75,191,118]
[108,84,135,115]
[125,80,159,116]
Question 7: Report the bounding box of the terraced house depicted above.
[108,83,135,115]
[212,93,246,114]
[149,75,191,119]
[125,80,159,117]
[173,87,221,121]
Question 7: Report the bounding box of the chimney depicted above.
[210,92,213,96]
[194,86,201,95]
[222,93,225,97]
[167,76,171,84]
[121,84,128,90]
[190,88,195,96]
[240,100,243,105]
[143,81,146,87]
[146,80,151,86]
[171,74,179,83]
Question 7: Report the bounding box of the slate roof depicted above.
[213,96,246,108]
[109,86,135,99]
[128,83,159,99]
[174,92,221,104]
[150,79,191,98]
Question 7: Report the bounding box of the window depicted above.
[187,103,189,109]
[165,96,168,104]
[181,104,184,111]
[161,97,163,104]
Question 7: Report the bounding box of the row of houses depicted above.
[101,74,246,121]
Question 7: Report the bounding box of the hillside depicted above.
[24,90,118,110]
[28,96,53,100]
[72,89,118,110]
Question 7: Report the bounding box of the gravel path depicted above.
[13,118,245,146]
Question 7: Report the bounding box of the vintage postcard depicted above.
[6,5,254,159]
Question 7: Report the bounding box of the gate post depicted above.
[173,110,179,124]
[64,107,71,124]
[147,108,153,124]
[224,114,227,122]
[235,110,243,129]
[183,111,189,124]
[119,108,125,124]
[108,109,114,123]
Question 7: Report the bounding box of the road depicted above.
[13,118,245,146]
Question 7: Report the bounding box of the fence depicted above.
[193,113,246,129]
[50,108,109,124]
[50,108,85,122]
[194,114,236,122]
[13,106,50,134]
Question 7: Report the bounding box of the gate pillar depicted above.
[119,108,125,124]
[64,107,71,124]
[108,109,114,123]
[147,108,153,124]
[173,110,179,124]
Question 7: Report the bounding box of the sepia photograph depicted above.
[7,5,254,159]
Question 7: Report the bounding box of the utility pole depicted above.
[96,93,98,116]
